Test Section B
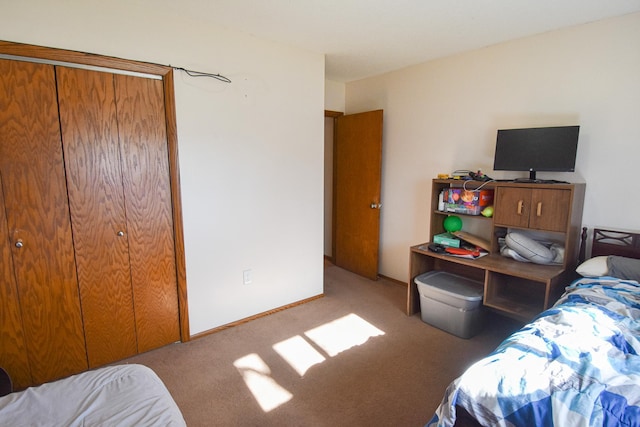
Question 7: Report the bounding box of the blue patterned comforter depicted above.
[427,277,640,427]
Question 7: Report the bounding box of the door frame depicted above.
[325,109,384,280]
[325,110,343,263]
[0,40,190,341]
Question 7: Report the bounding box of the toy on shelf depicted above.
[443,215,462,233]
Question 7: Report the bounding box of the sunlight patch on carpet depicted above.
[273,335,326,376]
[235,314,385,412]
[304,313,385,357]
[233,353,293,412]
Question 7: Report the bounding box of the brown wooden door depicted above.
[334,110,383,280]
[57,67,138,367]
[58,67,180,366]
[0,173,31,390]
[529,189,571,232]
[0,59,88,385]
[114,74,180,352]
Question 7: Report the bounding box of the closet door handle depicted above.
[15,239,23,248]
[117,231,125,237]
[517,200,524,215]
[536,202,542,217]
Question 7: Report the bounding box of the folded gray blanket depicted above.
[608,255,640,282]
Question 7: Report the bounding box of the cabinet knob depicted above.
[517,200,524,215]
[15,239,23,248]
[536,202,542,217]
[117,231,125,237]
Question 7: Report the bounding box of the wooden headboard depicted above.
[578,227,640,263]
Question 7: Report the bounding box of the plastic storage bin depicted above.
[444,188,494,215]
[415,271,484,339]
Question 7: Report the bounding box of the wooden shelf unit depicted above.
[408,179,585,322]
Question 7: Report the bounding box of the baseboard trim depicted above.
[325,257,404,288]
[379,274,407,287]
[190,293,325,340]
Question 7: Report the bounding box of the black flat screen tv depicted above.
[493,125,579,182]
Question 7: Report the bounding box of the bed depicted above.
[0,364,186,426]
[427,228,640,427]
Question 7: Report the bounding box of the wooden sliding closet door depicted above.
[0,43,186,387]
[57,67,138,367]
[114,74,180,352]
[0,173,31,390]
[0,59,88,385]
[58,67,180,367]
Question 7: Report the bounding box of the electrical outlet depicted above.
[243,269,252,285]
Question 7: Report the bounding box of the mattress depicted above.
[0,364,186,426]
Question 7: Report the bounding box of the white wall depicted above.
[345,12,640,282]
[0,1,325,335]
[325,79,346,112]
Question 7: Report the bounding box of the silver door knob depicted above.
[117,231,125,236]
[15,240,23,248]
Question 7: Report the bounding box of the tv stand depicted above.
[407,179,585,322]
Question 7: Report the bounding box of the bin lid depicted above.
[414,271,483,302]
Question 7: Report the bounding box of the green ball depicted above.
[443,215,462,232]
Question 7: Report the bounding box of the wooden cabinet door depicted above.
[57,67,138,367]
[494,187,531,228]
[0,60,87,385]
[495,187,571,233]
[529,189,571,232]
[114,74,180,352]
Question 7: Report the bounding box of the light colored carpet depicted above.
[125,264,521,426]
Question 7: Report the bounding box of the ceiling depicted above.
[155,0,640,82]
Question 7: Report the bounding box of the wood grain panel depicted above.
[0,59,87,385]
[162,70,190,341]
[0,41,189,342]
[57,67,138,367]
[529,189,571,232]
[0,173,32,389]
[115,74,180,352]
[0,40,171,76]
[493,187,531,228]
[334,110,383,280]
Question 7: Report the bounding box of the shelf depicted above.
[484,271,547,321]
[411,245,564,281]
[432,210,492,220]
[483,296,540,321]
[407,179,585,320]
[433,179,578,190]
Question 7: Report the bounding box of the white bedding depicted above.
[0,364,186,426]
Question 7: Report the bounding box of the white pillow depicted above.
[576,256,609,277]
[505,232,553,264]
